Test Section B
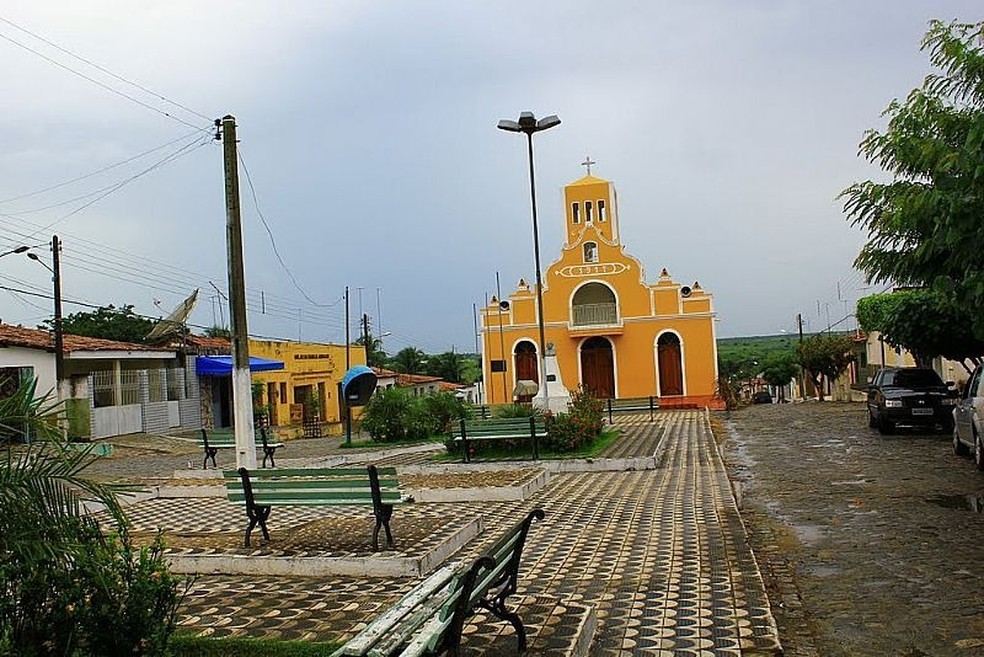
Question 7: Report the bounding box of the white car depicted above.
[953,365,984,469]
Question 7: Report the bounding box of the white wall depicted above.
[0,346,56,398]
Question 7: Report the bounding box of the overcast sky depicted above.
[0,2,978,355]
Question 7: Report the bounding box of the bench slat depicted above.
[367,585,463,657]
[333,563,462,656]
[226,478,399,490]
[227,492,404,505]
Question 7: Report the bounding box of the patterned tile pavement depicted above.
[104,410,781,655]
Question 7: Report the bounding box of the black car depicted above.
[752,390,773,404]
[866,367,957,434]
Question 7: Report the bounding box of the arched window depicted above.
[571,202,580,224]
[598,199,607,222]
[583,242,599,263]
[585,201,594,222]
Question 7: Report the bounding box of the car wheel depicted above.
[975,430,984,472]
[954,424,969,456]
[878,414,895,435]
[867,409,877,428]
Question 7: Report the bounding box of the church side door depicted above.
[514,341,539,402]
[580,337,615,399]
[657,334,684,396]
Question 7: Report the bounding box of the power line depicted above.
[0,17,211,130]
[0,127,212,206]
[238,149,341,308]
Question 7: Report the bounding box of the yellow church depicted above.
[481,168,722,409]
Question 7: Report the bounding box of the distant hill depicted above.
[717,334,798,366]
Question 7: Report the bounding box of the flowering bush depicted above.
[543,387,604,453]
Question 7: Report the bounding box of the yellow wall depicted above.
[482,173,721,408]
[248,339,366,430]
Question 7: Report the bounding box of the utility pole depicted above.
[797,313,805,400]
[345,286,350,370]
[219,115,257,470]
[495,272,508,403]
[51,235,65,401]
[362,313,371,365]
[344,285,351,445]
[473,302,482,404]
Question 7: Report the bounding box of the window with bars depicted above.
[148,369,166,403]
[167,368,184,401]
[92,371,115,408]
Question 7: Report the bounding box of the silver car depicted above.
[953,365,984,469]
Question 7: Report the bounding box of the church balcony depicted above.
[569,302,623,336]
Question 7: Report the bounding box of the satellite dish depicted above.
[146,289,199,342]
[680,286,692,298]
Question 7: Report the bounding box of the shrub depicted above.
[542,387,603,453]
[421,393,467,435]
[361,390,465,442]
[360,388,413,441]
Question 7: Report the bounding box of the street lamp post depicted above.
[497,111,560,408]
[26,236,64,399]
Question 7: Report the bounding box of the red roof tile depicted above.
[0,324,158,353]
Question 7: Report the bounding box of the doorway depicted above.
[657,333,684,396]
[580,337,615,399]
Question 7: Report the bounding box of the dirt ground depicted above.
[717,402,984,657]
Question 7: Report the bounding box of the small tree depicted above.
[761,352,799,402]
[40,304,153,343]
[856,289,984,373]
[796,334,855,401]
[842,20,984,338]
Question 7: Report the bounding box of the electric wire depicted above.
[0,17,212,123]
[238,149,342,309]
[0,127,212,205]
[0,18,210,130]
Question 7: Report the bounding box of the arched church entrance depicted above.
[657,333,684,396]
[513,340,539,402]
[580,337,615,399]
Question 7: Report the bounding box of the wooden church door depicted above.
[657,333,684,396]
[514,341,539,402]
[580,337,615,399]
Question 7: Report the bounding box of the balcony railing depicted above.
[571,302,618,327]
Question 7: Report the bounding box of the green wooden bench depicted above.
[450,417,547,462]
[332,508,545,657]
[200,427,283,469]
[224,465,407,550]
[605,396,659,422]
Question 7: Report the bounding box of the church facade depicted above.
[481,170,722,409]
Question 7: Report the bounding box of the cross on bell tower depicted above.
[581,156,596,175]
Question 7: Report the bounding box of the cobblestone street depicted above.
[720,402,984,657]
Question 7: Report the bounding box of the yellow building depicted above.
[481,171,722,409]
[249,339,365,431]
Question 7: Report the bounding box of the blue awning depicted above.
[195,355,284,376]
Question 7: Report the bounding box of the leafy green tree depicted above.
[761,352,799,402]
[796,334,855,401]
[389,347,427,374]
[204,325,231,339]
[354,332,388,368]
[857,289,984,372]
[842,20,984,337]
[425,351,465,383]
[40,304,154,343]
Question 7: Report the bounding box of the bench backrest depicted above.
[201,427,273,447]
[225,466,401,514]
[451,417,546,438]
